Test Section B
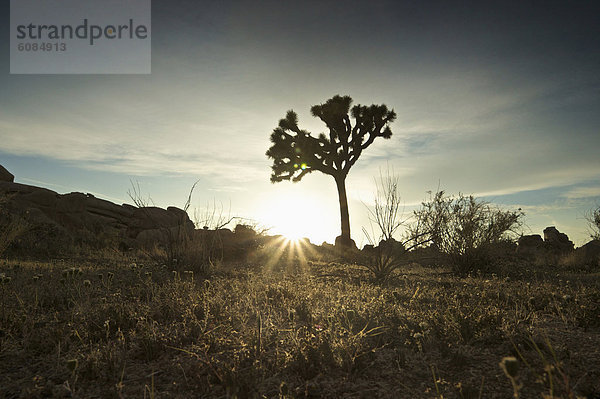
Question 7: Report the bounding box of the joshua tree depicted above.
[266,95,396,246]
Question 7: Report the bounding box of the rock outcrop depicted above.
[517,234,544,256]
[0,165,14,182]
[0,165,194,255]
[517,227,574,258]
[574,239,600,265]
[543,226,574,254]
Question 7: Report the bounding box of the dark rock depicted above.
[575,240,600,263]
[378,238,405,253]
[0,165,14,182]
[0,179,195,256]
[518,234,543,246]
[543,226,574,254]
[130,207,192,231]
[517,234,544,255]
[122,203,137,212]
[334,235,357,250]
[167,206,189,221]
[57,192,88,212]
[517,227,575,261]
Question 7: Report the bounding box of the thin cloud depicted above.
[0,114,268,182]
[562,186,600,200]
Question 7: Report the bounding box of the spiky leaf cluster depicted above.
[266,95,396,183]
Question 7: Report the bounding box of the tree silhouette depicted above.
[266,95,396,246]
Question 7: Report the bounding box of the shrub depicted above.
[413,191,524,276]
[587,205,600,240]
[128,180,229,272]
[362,169,431,282]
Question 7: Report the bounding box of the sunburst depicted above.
[259,234,318,274]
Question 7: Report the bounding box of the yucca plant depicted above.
[362,168,433,282]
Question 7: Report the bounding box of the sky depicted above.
[1,0,599,246]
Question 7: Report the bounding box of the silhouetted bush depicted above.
[587,205,600,240]
[413,191,524,276]
[362,169,433,282]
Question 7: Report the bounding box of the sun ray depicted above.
[256,234,317,275]
[291,238,309,274]
[297,237,319,260]
[260,235,290,274]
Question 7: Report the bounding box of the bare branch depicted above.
[183,180,200,213]
[127,179,154,208]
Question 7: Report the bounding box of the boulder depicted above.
[131,207,182,231]
[0,181,45,196]
[334,235,358,250]
[362,244,375,252]
[378,238,405,253]
[57,192,88,213]
[575,239,600,264]
[86,195,134,222]
[0,165,14,182]
[21,187,59,208]
[167,206,189,221]
[517,234,544,256]
[543,226,574,254]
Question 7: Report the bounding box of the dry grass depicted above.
[0,253,599,398]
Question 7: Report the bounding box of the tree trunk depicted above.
[334,176,352,247]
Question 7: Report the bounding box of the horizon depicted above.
[2,1,599,246]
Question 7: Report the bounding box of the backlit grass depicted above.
[0,257,599,398]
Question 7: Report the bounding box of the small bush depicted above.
[413,191,524,276]
[587,205,600,240]
[362,169,432,282]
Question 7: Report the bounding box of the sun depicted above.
[254,187,337,244]
[271,209,310,241]
[281,230,303,242]
[267,205,314,241]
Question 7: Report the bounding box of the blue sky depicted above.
[1,1,599,245]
